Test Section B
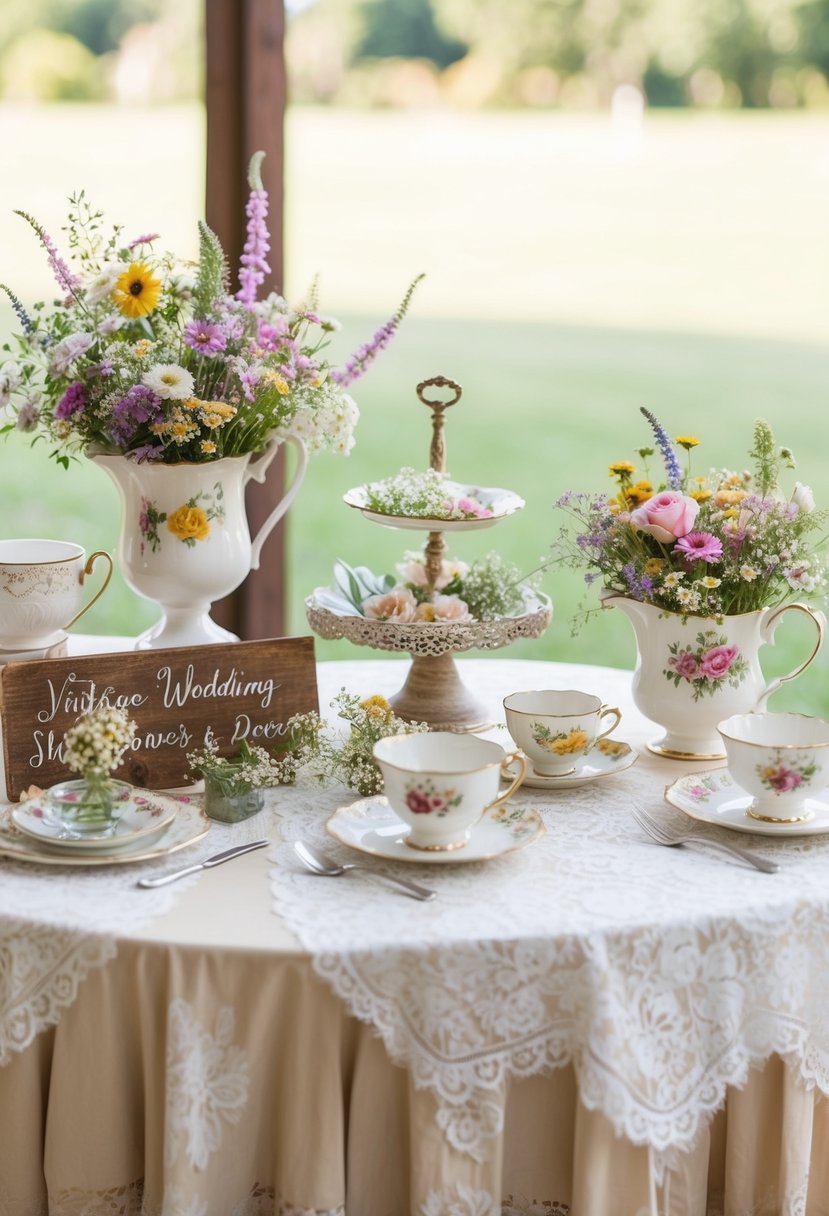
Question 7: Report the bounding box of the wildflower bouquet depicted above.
[0,151,421,467]
[550,409,827,619]
[305,690,430,797]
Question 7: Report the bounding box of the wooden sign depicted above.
[0,636,318,801]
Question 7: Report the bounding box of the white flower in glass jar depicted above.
[62,704,137,777]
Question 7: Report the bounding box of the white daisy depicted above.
[143,363,195,400]
[84,263,121,306]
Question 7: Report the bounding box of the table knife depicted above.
[136,839,269,887]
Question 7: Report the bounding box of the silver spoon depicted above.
[294,840,436,901]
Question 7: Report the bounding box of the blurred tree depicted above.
[354,0,467,67]
[0,28,103,99]
[797,0,829,77]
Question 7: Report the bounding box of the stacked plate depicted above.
[0,788,209,867]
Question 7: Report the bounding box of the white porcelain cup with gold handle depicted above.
[373,731,526,851]
[0,539,113,649]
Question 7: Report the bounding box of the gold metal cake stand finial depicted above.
[416,375,463,591]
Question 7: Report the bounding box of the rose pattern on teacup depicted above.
[403,779,463,818]
[530,723,591,757]
[756,752,817,796]
[664,629,749,701]
[138,484,225,555]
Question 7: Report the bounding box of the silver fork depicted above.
[631,804,779,874]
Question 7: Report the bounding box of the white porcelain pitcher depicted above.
[602,592,825,759]
[92,435,307,649]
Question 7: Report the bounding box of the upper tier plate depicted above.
[343,481,525,532]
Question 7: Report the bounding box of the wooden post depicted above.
[205,0,288,639]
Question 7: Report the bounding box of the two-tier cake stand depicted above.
[306,376,552,731]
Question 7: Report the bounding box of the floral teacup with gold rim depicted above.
[717,711,829,823]
[373,732,526,851]
[503,690,622,777]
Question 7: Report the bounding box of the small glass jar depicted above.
[203,770,265,823]
[48,771,132,836]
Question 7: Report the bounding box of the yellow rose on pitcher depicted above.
[167,504,210,542]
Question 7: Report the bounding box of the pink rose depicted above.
[405,789,433,815]
[432,594,474,623]
[670,651,700,680]
[767,767,802,793]
[362,587,417,623]
[700,644,739,679]
[629,491,699,543]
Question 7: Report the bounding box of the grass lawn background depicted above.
[1,103,827,713]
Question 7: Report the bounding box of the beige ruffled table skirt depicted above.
[1,654,828,1215]
[1,935,827,1215]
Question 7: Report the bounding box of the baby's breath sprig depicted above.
[63,704,137,778]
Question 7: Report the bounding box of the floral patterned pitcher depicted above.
[603,592,825,759]
[92,435,307,649]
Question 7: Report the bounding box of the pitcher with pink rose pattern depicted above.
[602,592,825,759]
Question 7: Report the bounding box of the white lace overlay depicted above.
[270,675,829,1168]
[165,998,250,1171]
[0,800,267,1064]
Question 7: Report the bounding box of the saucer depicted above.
[326,796,544,863]
[665,768,829,837]
[501,738,638,790]
[12,790,178,851]
[343,482,525,532]
[0,795,209,865]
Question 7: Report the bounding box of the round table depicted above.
[1,655,828,1216]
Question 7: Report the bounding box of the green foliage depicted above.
[193,221,229,318]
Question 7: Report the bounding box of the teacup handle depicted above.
[596,705,622,743]
[757,603,826,708]
[64,551,114,630]
[490,750,527,811]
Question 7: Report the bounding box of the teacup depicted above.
[373,732,526,851]
[0,540,113,650]
[503,689,622,776]
[718,712,829,823]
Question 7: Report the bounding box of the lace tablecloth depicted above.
[271,659,829,1173]
[3,653,829,1209]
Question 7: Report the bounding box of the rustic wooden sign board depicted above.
[0,636,318,801]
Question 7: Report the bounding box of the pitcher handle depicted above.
[64,551,113,630]
[756,602,825,708]
[247,435,309,569]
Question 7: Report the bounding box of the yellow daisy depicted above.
[644,558,665,575]
[675,435,699,449]
[113,262,162,319]
[609,460,635,479]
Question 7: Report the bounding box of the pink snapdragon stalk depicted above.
[332,273,425,387]
[236,151,271,309]
[14,210,81,299]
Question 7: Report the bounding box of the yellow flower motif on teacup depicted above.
[595,738,628,758]
[167,504,210,543]
[531,722,590,755]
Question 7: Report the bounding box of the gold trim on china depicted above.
[648,742,727,761]
[745,806,814,825]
